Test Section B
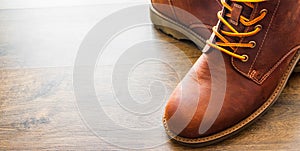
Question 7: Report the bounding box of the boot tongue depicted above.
[217,1,254,46]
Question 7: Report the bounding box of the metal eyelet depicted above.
[260,9,268,15]
[242,55,249,62]
[249,41,257,48]
[255,24,262,30]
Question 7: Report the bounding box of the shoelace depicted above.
[206,0,268,62]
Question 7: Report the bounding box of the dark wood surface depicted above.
[1,1,300,150]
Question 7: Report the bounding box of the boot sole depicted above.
[150,6,300,73]
[162,49,300,147]
[150,6,206,49]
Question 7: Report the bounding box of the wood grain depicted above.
[0,1,300,150]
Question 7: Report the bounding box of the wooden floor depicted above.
[1,1,300,150]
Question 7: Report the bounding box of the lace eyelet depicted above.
[242,55,249,62]
[255,24,262,30]
[260,9,268,15]
[249,41,257,48]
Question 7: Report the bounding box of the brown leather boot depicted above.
[163,0,300,146]
[150,0,222,48]
[150,0,300,72]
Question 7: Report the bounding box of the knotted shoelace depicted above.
[207,0,268,62]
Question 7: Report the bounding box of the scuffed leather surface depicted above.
[165,46,298,138]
